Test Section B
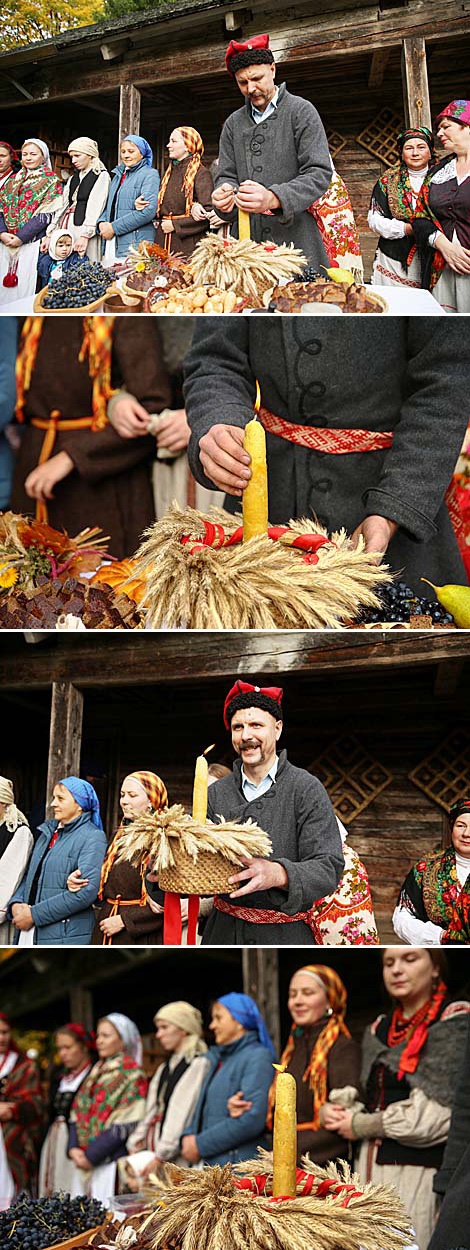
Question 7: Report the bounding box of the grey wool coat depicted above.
[184,318,470,594]
[201,750,343,946]
[215,83,332,264]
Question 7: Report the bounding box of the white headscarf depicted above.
[105,1013,143,1064]
[48,226,75,261]
[68,136,107,176]
[0,776,29,834]
[22,138,52,170]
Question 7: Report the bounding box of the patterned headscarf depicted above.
[58,1022,96,1053]
[217,992,276,1057]
[59,776,103,829]
[98,771,168,898]
[435,100,470,127]
[0,775,29,834]
[16,318,117,433]
[268,965,351,1131]
[397,127,434,158]
[158,127,204,216]
[450,798,470,822]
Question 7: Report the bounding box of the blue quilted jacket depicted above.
[9,812,107,945]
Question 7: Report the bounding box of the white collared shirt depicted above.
[241,755,279,800]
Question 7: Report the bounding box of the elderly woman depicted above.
[98,134,160,261]
[153,127,213,256]
[0,1013,44,1202]
[39,1023,96,1197]
[324,948,470,1250]
[393,798,470,945]
[0,776,33,946]
[0,138,63,303]
[44,136,110,262]
[8,776,107,946]
[122,1001,209,1186]
[67,771,169,945]
[412,100,470,312]
[69,1013,147,1199]
[368,127,435,288]
[11,316,171,559]
[181,993,274,1167]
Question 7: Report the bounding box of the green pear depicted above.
[421,578,470,628]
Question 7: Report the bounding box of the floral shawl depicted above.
[308,171,363,282]
[1,1053,45,1190]
[397,846,470,943]
[70,1053,148,1148]
[369,159,434,269]
[1,166,63,231]
[311,843,379,946]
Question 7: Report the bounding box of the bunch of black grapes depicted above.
[43,261,114,308]
[356,582,454,625]
[0,1191,106,1249]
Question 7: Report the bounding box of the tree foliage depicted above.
[2,1,105,50]
[93,0,170,17]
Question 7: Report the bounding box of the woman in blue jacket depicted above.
[9,776,107,946]
[181,992,274,1167]
[98,134,160,259]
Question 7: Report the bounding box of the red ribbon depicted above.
[232,1170,363,1205]
[181,522,333,565]
[163,893,200,945]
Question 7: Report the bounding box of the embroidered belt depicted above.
[258,404,394,454]
[31,411,94,524]
[214,895,323,942]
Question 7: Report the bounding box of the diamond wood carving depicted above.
[408,730,470,812]
[308,734,393,822]
[356,107,403,166]
[326,129,347,160]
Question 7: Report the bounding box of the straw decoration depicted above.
[116,804,272,873]
[128,503,391,630]
[136,1159,414,1250]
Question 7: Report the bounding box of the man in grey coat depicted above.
[201,679,343,946]
[212,34,332,265]
[184,318,470,595]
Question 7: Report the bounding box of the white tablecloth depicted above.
[0,286,444,316]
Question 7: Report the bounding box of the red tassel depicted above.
[163,893,183,944]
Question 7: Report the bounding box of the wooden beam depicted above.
[401,35,431,128]
[69,984,94,1030]
[0,633,469,690]
[119,82,141,150]
[368,47,391,88]
[46,681,83,800]
[243,948,280,1055]
[433,658,465,697]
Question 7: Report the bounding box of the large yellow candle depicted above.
[242,417,269,542]
[238,207,250,240]
[192,754,208,823]
[272,1063,297,1198]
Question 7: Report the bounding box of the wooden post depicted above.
[401,37,431,129]
[70,984,93,1030]
[119,83,141,151]
[243,949,280,1055]
[46,681,83,804]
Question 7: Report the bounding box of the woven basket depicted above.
[159,847,234,895]
[44,1226,105,1250]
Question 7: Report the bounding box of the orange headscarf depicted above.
[157,126,204,215]
[268,964,351,1131]
[98,771,168,900]
[16,317,116,431]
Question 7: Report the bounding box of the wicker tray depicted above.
[44,1225,106,1250]
[159,847,235,895]
[33,285,118,313]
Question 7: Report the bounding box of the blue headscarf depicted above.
[218,992,275,1057]
[59,776,103,829]
[123,134,153,167]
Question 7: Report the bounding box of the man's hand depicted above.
[228,857,288,899]
[235,181,280,214]
[25,452,74,502]
[108,396,151,439]
[199,423,251,495]
[156,409,190,455]
[67,869,89,893]
[181,1134,201,1164]
[11,903,34,931]
[350,515,398,556]
[99,915,125,937]
[212,184,237,213]
[227,1090,252,1118]
[99,222,114,240]
[434,233,470,274]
